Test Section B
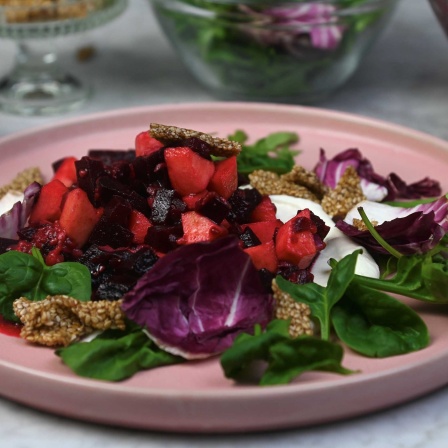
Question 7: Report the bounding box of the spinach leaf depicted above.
[221,319,354,386]
[275,250,361,340]
[354,254,448,304]
[56,326,184,381]
[229,130,300,175]
[0,249,91,322]
[332,283,430,357]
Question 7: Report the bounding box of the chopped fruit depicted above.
[177,211,228,245]
[242,219,283,243]
[275,209,320,269]
[129,209,152,244]
[245,240,278,273]
[164,147,215,196]
[29,179,69,225]
[208,156,238,199]
[183,191,209,210]
[52,156,78,187]
[59,188,103,247]
[135,131,164,157]
[250,196,277,222]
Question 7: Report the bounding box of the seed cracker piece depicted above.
[280,165,328,200]
[321,165,365,219]
[0,167,43,199]
[248,169,319,202]
[272,280,313,338]
[149,123,242,158]
[13,295,126,347]
[352,217,378,231]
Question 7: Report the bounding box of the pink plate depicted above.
[0,102,448,433]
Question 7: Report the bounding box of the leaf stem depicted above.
[357,207,403,259]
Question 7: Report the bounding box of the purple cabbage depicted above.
[336,197,448,255]
[240,3,343,51]
[0,182,41,240]
[315,149,441,201]
[121,236,274,359]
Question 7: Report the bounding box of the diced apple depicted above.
[208,156,238,199]
[182,190,209,210]
[242,219,283,243]
[129,209,152,244]
[245,240,278,273]
[165,147,215,196]
[29,179,69,225]
[177,211,228,245]
[52,157,78,187]
[275,209,318,269]
[250,196,277,222]
[135,131,164,157]
[59,188,103,247]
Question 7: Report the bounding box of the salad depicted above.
[0,122,447,386]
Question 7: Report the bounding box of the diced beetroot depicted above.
[250,196,277,222]
[129,210,152,244]
[245,240,278,274]
[177,211,228,245]
[164,147,215,196]
[208,156,238,199]
[59,188,103,247]
[182,191,209,210]
[52,156,78,187]
[194,192,231,224]
[239,227,261,248]
[242,219,283,243]
[135,131,164,157]
[29,179,69,225]
[275,209,318,269]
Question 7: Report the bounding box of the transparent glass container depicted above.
[150,0,398,103]
[0,0,128,115]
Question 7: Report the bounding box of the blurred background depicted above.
[0,0,447,139]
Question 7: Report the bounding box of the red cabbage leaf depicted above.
[0,182,41,240]
[121,236,274,359]
[314,149,441,201]
[336,197,448,255]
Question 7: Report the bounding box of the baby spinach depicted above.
[275,250,361,340]
[56,324,183,381]
[221,320,353,386]
[229,130,299,175]
[332,283,430,358]
[0,248,91,322]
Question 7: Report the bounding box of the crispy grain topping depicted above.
[352,217,379,231]
[249,169,319,202]
[0,167,43,199]
[280,165,328,200]
[13,295,126,347]
[150,123,242,157]
[321,166,365,219]
[272,281,313,338]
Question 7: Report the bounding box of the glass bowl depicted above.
[0,0,128,116]
[429,0,448,36]
[150,0,398,103]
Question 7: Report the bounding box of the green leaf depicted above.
[220,319,354,386]
[42,262,91,301]
[354,254,448,304]
[232,131,300,175]
[332,283,430,357]
[0,249,92,322]
[56,326,184,381]
[275,250,361,340]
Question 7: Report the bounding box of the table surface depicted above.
[1,0,448,446]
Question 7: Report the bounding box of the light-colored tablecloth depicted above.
[1,0,448,446]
